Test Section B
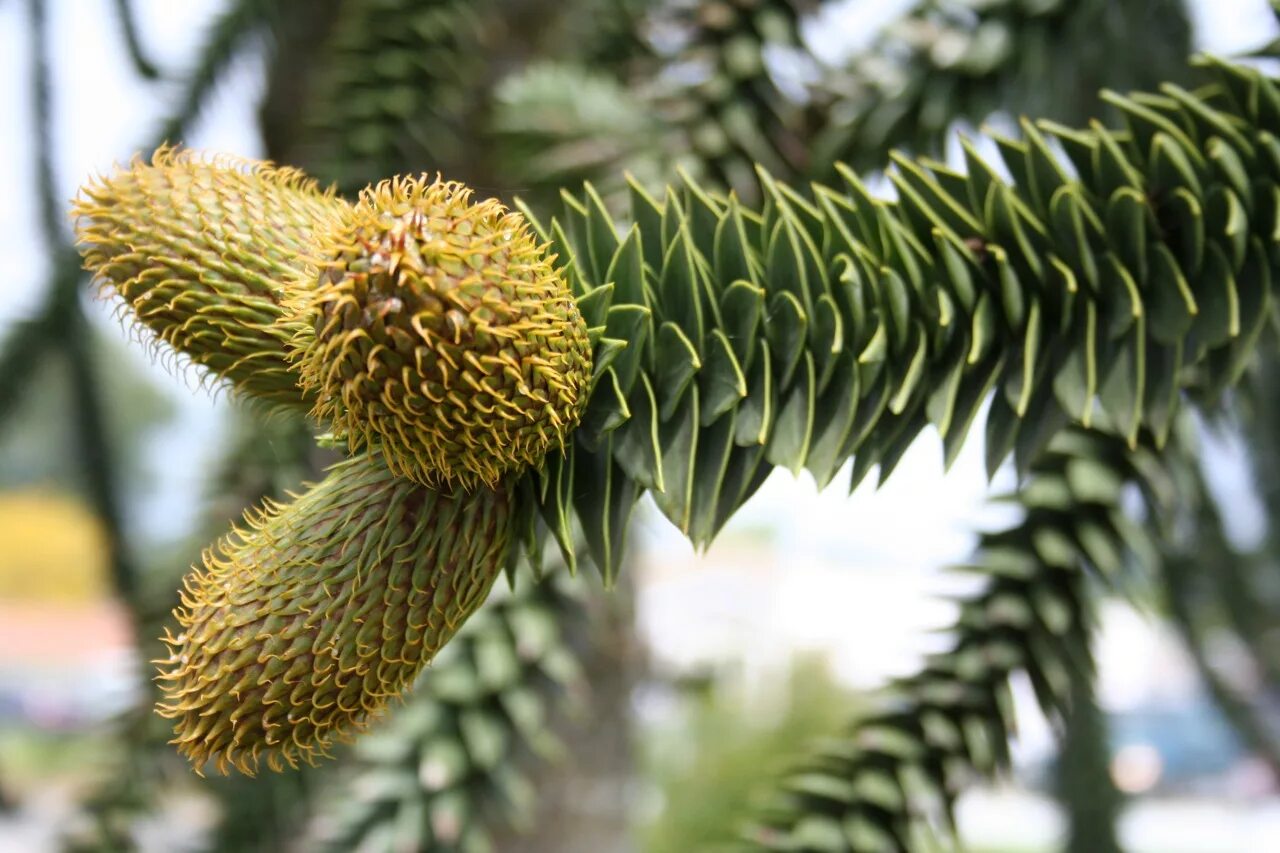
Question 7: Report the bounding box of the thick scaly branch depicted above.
[738,427,1178,850]
[300,0,491,191]
[813,0,1195,175]
[525,55,1280,583]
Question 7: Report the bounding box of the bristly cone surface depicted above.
[70,151,591,775]
[72,147,349,408]
[156,452,513,775]
[288,175,593,489]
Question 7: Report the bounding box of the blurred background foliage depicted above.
[640,658,856,853]
[3,0,1280,851]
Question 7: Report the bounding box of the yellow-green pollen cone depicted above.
[288,175,594,489]
[72,147,349,408]
[157,452,514,776]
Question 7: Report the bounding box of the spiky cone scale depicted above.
[288,175,593,489]
[156,451,514,775]
[72,147,349,408]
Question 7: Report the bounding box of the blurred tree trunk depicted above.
[1055,664,1124,853]
[491,575,642,853]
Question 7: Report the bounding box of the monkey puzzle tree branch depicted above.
[300,0,492,192]
[67,49,1280,797]
[17,0,138,607]
[811,0,1195,176]
[522,55,1280,584]
[735,427,1176,849]
[110,0,160,80]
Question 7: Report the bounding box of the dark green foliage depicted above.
[491,63,669,209]
[526,56,1280,588]
[550,0,657,73]
[488,0,826,205]
[652,0,822,195]
[302,0,490,192]
[492,0,1198,202]
[813,0,1196,174]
